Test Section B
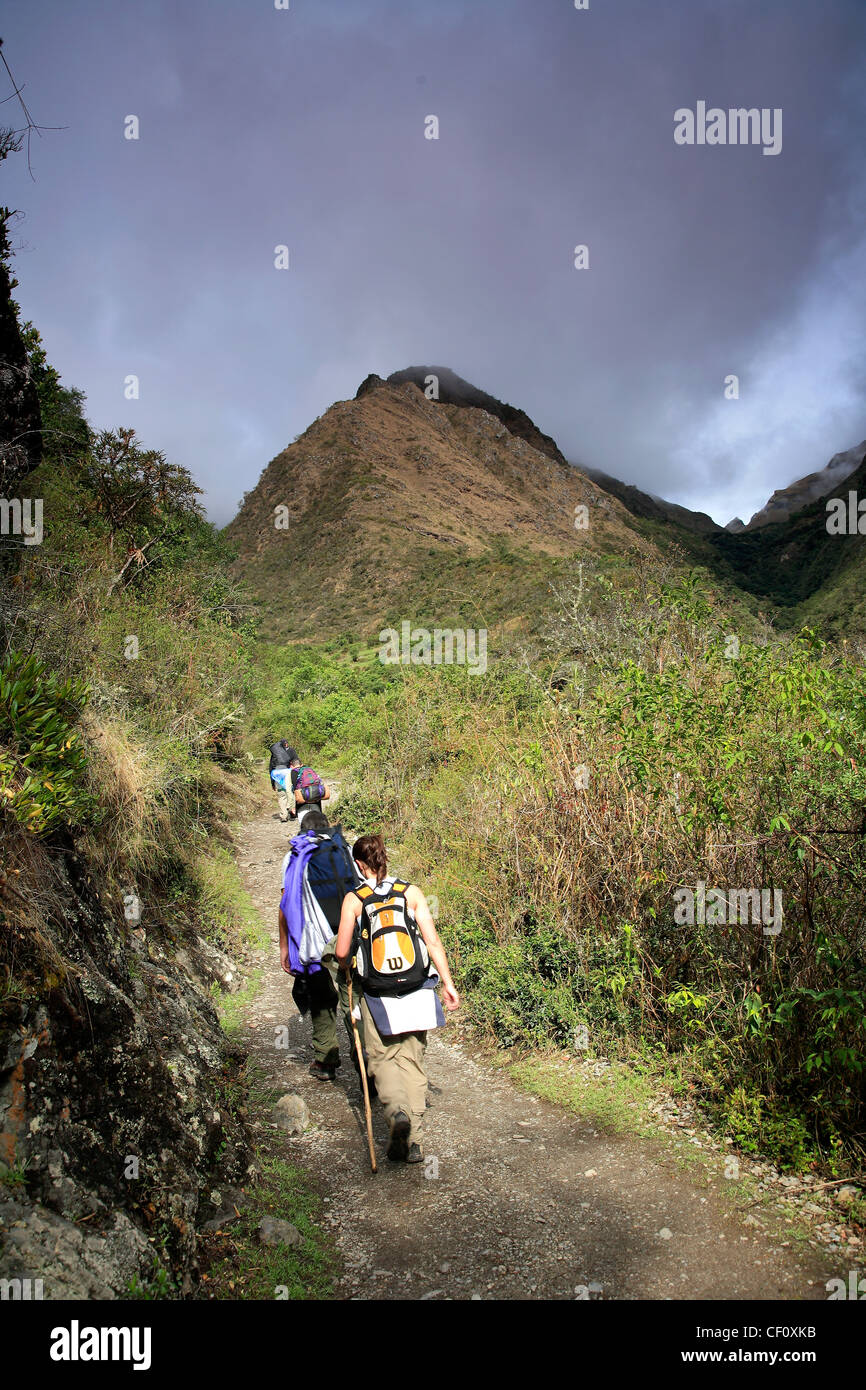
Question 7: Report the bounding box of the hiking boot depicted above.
[386,1111,411,1162]
[309,1060,336,1081]
[406,1143,424,1164]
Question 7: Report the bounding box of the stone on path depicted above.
[272,1093,308,1135]
[258,1217,303,1248]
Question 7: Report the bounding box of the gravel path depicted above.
[234,804,837,1301]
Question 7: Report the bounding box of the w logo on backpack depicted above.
[354,881,429,997]
[372,910,416,974]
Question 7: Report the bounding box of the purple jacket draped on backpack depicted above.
[279,833,321,975]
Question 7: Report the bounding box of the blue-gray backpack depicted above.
[306,827,359,929]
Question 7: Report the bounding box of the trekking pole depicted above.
[345,968,377,1174]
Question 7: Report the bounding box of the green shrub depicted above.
[0,650,95,834]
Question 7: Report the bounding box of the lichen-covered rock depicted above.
[835,1185,860,1210]
[199,1185,250,1233]
[0,1190,150,1299]
[0,830,253,1299]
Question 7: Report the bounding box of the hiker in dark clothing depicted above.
[278,810,373,1091]
[269,740,298,822]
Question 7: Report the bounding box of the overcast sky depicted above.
[3,0,865,527]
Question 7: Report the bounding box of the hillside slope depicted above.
[226,377,654,641]
[580,465,721,537]
[0,266,258,1297]
[708,454,866,636]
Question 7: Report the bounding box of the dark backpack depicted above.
[268,740,292,781]
[306,828,358,930]
[296,766,326,803]
[353,880,430,997]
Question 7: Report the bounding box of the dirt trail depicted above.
[233,802,834,1301]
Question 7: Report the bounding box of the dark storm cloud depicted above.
[3,0,865,526]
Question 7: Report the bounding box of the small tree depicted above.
[0,126,42,494]
[21,322,90,465]
[77,427,204,590]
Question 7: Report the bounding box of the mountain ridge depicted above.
[226,373,651,639]
[358,365,568,466]
[227,365,866,640]
[740,440,866,531]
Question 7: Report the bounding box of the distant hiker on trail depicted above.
[292,762,331,830]
[278,810,375,1091]
[335,834,460,1164]
[269,739,298,823]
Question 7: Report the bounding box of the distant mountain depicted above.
[708,452,866,635]
[740,441,866,530]
[226,362,866,642]
[580,466,721,537]
[576,437,866,634]
[227,371,646,640]
[368,369,722,537]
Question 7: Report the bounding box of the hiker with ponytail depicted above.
[335,834,459,1164]
[352,834,388,884]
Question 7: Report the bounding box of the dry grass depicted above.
[79,711,172,873]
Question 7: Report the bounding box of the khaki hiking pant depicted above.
[360,997,428,1146]
[275,782,290,821]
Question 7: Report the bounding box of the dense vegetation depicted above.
[0,308,258,996]
[254,559,866,1173]
[621,468,866,640]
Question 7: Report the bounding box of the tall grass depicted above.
[1,434,260,990]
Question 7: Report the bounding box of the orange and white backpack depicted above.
[352,878,430,996]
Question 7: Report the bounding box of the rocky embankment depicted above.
[0,833,252,1298]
